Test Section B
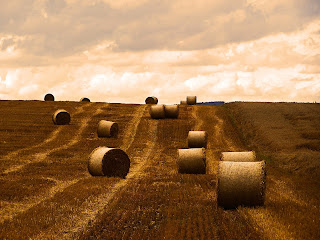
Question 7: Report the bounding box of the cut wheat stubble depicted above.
[177,148,206,174]
[97,120,118,137]
[217,160,266,208]
[88,147,130,178]
[52,109,71,125]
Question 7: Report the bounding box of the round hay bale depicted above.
[188,131,208,148]
[97,120,118,137]
[177,148,206,174]
[186,96,197,105]
[52,109,70,125]
[217,161,266,208]
[88,147,130,178]
[164,105,179,118]
[180,100,187,105]
[44,93,54,101]
[80,97,90,102]
[221,151,256,162]
[145,96,158,104]
[149,105,165,119]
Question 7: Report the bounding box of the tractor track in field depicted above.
[1,105,105,175]
[33,105,155,240]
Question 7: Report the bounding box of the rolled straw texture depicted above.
[80,97,90,102]
[221,151,256,162]
[97,120,118,137]
[52,109,70,125]
[186,96,197,105]
[217,161,266,208]
[88,147,130,178]
[188,131,208,148]
[44,93,54,101]
[149,105,165,119]
[180,100,187,105]
[177,148,206,174]
[164,105,179,118]
[145,96,158,104]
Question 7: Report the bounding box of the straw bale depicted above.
[52,109,70,125]
[80,97,90,102]
[88,147,130,178]
[145,96,158,104]
[164,105,179,118]
[149,105,165,119]
[186,96,197,105]
[217,161,266,208]
[177,148,206,174]
[180,100,187,105]
[44,93,54,101]
[188,131,208,148]
[221,151,256,162]
[97,120,118,137]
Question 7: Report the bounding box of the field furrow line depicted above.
[2,106,105,175]
[33,107,157,240]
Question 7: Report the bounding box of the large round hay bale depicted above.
[52,109,70,125]
[177,148,206,174]
[221,151,256,162]
[88,147,130,178]
[188,131,208,148]
[180,100,187,105]
[97,120,118,137]
[217,161,266,208]
[164,105,179,118]
[44,93,54,101]
[80,97,90,102]
[145,96,158,104]
[149,105,165,119]
[186,96,197,105]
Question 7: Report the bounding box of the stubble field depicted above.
[0,100,319,239]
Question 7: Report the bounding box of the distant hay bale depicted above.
[88,147,130,178]
[149,105,165,119]
[80,97,90,102]
[188,131,208,148]
[221,151,256,162]
[164,105,179,118]
[186,96,197,105]
[145,96,158,104]
[217,161,266,208]
[177,148,206,174]
[180,100,187,105]
[44,93,54,101]
[97,120,118,137]
[52,109,70,125]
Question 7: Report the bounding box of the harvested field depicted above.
[0,100,319,239]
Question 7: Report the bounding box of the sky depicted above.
[0,0,320,104]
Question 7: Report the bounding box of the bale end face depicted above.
[88,147,130,178]
[149,105,165,119]
[164,105,179,118]
[217,161,266,209]
[188,131,208,148]
[145,96,158,104]
[97,120,118,137]
[177,148,206,174]
[52,109,70,125]
[44,93,55,101]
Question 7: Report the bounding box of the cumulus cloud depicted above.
[0,0,320,102]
